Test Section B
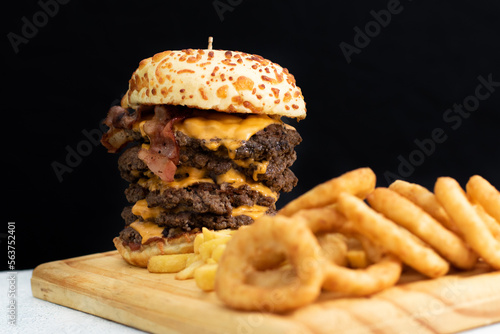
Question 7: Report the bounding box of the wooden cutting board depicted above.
[31,250,500,334]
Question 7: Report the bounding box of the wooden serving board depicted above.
[31,251,500,334]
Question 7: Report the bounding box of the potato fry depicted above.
[198,237,231,261]
[147,254,192,273]
[185,253,202,267]
[467,175,500,224]
[389,180,460,235]
[279,167,376,217]
[346,250,368,269]
[195,264,218,291]
[202,227,235,241]
[211,244,227,263]
[337,192,449,278]
[435,177,500,269]
[175,259,205,280]
[367,188,477,270]
[193,233,205,254]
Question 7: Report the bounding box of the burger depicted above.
[101,47,306,267]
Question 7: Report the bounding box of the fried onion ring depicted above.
[321,236,402,296]
[337,192,450,278]
[292,205,403,296]
[279,167,376,217]
[435,177,500,269]
[316,233,348,267]
[367,188,478,270]
[214,215,323,313]
[389,180,461,236]
[467,175,500,224]
[473,204,500,239]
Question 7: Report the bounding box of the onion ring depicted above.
[292,205,403,295]
[321,236,402,296]
[214,215,323,313]
[473,204,500,239]
[337,192,449,278]
[467,175,500,224]
[279,167,376,217]
[389,180,461,236]
[316,233,348,267]
[292,205,353,234]
[367,188,478,270]
[435,177,500,269]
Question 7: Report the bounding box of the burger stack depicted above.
[101,48,306,267]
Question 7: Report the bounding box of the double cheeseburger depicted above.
[101,47,306,267]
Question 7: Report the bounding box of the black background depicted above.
[3,0,500,270]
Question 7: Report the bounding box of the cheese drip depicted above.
[129,221,164,244]
[130,199,269,243]
[132,199,163,219]
[132,199,270,223]
[138,164,276,201]
[216,168,277,200]
[231,205,269,220]
[232,159,269,181]
[174,113,281,161]
[138,166,214,192]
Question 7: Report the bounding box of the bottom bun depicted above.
[113,232,198,267]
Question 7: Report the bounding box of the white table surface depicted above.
[2,269,500,333]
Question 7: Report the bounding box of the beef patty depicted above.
[119,123,301,192]
[117,121,301,245]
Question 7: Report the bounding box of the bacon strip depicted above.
[138,106,184,182]
[102,104,185,182]
[101,106,143,153]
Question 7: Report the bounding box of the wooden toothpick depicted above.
[208,36,213,50]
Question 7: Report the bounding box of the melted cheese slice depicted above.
[231,205,269,220]
[132,199,164,219]
[174,113,281,159]
[138,165,276,200]
[129,221,164,244]
[138,167,214,192]
[233,159,269,181]
[216,168,277,200]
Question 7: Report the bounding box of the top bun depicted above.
[121,49,306,119]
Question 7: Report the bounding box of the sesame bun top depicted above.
[120,49,306,119]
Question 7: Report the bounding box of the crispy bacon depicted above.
[101,106,144,153]
[138,106,184,182]
[102,104,185,182]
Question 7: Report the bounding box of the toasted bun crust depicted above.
[121,49,306,119]
[113,233,197,267]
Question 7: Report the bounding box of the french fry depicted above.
[198,237,231,261]
[194,264,218,291]
[193,234,205,254]
[185,253,202,267]
[211,244,227,263]
[175,259,205,280]
[146,226,236,288]
[147,254,192,273]
[346,250,368,269]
